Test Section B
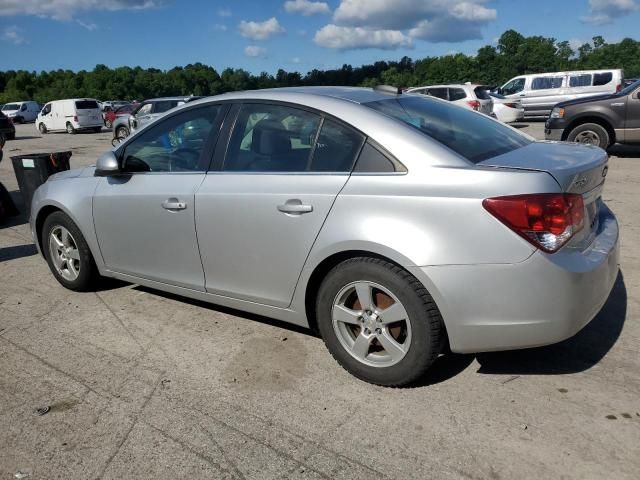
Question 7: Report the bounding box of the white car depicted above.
[1,101,41,123]
[489,92,525,123]
[407,84,493,115]
[36,99,103,134]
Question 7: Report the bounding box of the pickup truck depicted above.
[545,79,640,149]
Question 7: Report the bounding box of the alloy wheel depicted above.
[48,226,81,281]
[332,281,412,368]
[575,130,600,145]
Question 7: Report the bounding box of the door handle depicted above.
[162,199,187,211]
[277,200,313,215]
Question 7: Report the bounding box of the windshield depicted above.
[364,95,531,163]
[620,79,640,96]
[2,104,19,111]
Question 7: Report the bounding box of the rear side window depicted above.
[354,142,404,173]
[570,74,592,87]
[473,87,491,100]
[531,77,564,90]
[224,104,321,172]
[449,88,467,101]
[364,96,531,164]
[75,100,98,109]
[309,120,364,172]
[427,88,448,100]
[593,72,613,86]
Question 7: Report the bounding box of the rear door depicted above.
[625,85,640,143]
[195,102,365,307]
[566,73,593,102]
[75,100,101,127]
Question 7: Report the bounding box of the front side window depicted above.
[531,77,564,90]
[593,72,613,86]
[136,103,152,116]
[224,104,321,172]
[570,74,592,87]
[501,78,525,95]
[364,95,531,164]
[42,104,51,115]
[121,105,221,173]
[153,100,179,114]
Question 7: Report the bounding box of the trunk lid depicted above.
[477,141,609,247]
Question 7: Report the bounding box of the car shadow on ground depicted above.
[609,144,640,158]
[135,271,626,388]
[11,136,42,141]
[0,243,38,262]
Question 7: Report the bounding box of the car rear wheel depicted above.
[316,257,444,387]
[116,126,129,139]
[38,123,47,134]
[567,123,610,149]
[105,119,112,129]
[42,211,98,291]
[66,122,76,135]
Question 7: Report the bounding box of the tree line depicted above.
[1,30,639,104]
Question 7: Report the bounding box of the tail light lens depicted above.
[504,102,518,108]
[73,115,78,122]
[616,83,622,93]
[483,193,585,253]
[467,100,480,111]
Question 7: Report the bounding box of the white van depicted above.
[497,69,623,118]
[36,99,103,134]
[1,101,41,123]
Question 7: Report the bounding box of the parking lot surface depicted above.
[1,123,639,479]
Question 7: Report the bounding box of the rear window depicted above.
[75,100,99,109]
[531,77,564,90]
[473,87,491,100]
[364,96,531,164]
[593,72,613,86]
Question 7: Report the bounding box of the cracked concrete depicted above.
[0,123,639,479]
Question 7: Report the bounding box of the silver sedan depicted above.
[30,87,619,386]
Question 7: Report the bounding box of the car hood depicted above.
[477,141,608,194]
[556,93,620,108]
[48,166,96,182]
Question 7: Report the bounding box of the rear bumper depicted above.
[409,204,620,353]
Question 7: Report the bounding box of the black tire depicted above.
[567,123,610,149]
[14,116,23,124]
[42,211,98,291]
[7,132,15,140]
[38,123,47,134]
[66,122,76,135]
[316,257,444,387]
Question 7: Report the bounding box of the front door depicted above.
[196,102,365,307]
[93,104,225,290]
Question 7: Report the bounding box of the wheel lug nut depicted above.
[376,328,382,334]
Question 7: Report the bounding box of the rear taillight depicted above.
[504,102,518,108]
[616,83,622,93]
[73,115,78,122]
[483,193,585,253]
[467,100,480,111]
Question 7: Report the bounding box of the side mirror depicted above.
[95,151,120,177]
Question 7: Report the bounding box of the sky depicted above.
[1,0,639,74]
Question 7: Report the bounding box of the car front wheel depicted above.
[567,123,610,149]
[42,211,98,291]
[316,257,444,387]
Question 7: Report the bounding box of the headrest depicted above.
[252,120,291,156]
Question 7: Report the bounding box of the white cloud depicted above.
[239,17,285,40]
[244,45,268,58]
[218,7,232,17]
[76,19,97,30]
[323,0,496,45]
[314,24,413,50]
[2,25,26,44]
[291,57,302,64]
[213,23,228,32]
[582,0,638,24]
[284,0,330,16]
[0,0,158,20]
